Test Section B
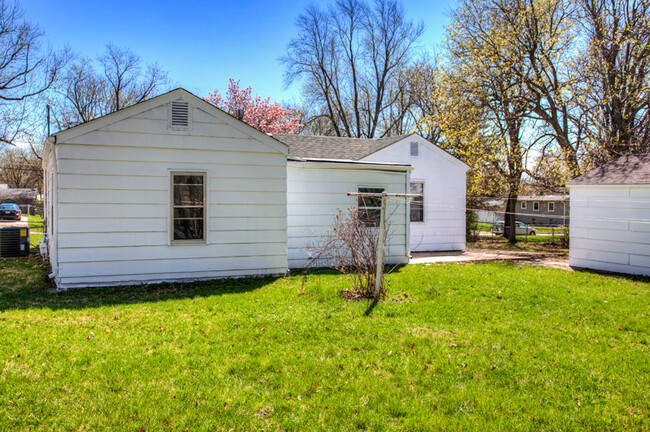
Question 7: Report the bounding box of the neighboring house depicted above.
[515,195,569,226]
[0,188,37,205]
[274,134,469,252]
[42,89,410,289]
[567,153,650,276]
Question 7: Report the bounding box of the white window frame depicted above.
[521,201,527,210]
[170,171,207,243]
[410,141,420,157]
[410,181,424,223]
[548,202,555,212]
[533,201,540,212]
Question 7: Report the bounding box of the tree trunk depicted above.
[504,192,518,244]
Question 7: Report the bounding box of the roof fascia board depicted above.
[567,183,649,189]
[51,88,288,156]
[288,159,413,173]
[53,89,186,142]
[190,92,288,155]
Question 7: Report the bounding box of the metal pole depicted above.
[374,192,387,298]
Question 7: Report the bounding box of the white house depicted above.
[274,134,469,252]
[567,153,650,276]
[42,89,411,289]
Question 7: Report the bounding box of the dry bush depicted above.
[306,207,391,299]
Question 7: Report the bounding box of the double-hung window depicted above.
[171,173,206,241]
[548,202,555,212]
[357,187,384,227]
[410,182,424,222]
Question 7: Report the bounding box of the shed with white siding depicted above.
[567,153,650,276]
[42,88,290,289]
[274,133,469,252]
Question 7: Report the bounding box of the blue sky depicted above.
[23,0,454,105]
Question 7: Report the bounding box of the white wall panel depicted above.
[287,162,410,269]
[361,135,468,252]
[569,186,650,276]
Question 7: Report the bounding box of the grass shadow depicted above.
[570,265,650,282]
[0,257,279,312]
[364,298,379,316]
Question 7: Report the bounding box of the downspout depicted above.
[406,169,411,260]
[47,135,60,281]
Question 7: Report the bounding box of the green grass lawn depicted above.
[26,214,43,232]
[29,232,42,254]
[0,259,648,431]
[469,235,569,254]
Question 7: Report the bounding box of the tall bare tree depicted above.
[0,0,68,146]
[53,44,170,130]
[578,0,650,163]
[283,0,423,138]
[0,145,41,192]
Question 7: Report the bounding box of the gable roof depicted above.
[273,133,412,160]
[0,188,37,203]
[567,153,650,186]
[49,88,288,154]
[519,195,568,201]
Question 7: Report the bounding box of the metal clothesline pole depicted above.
[348,191,421,298]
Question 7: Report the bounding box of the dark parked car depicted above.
[0,203,21,221]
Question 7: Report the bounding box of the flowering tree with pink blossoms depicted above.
[204,79,302,134]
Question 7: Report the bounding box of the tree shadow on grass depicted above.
[0,257,279,312]
[364,298,379,316]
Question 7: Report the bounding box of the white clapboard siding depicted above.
[569,185,650,276]
[68,130,280,153]
[287,161,410,269]
[59,242,287,263]
[45,90,289,289]
[361,135,469,252]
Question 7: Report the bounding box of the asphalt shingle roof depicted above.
[567,153,650,186]
[273,133,413,160]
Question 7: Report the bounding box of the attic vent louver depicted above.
[171,101,190,128]
[410,141,419,156]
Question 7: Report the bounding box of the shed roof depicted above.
[0,188,37,202]
[519,195,568,201]
[274,133,412,160]
[567,153,650,186]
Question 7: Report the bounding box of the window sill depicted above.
[168,240,208,246]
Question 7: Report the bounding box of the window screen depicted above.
[410,182,424,222]
[357,187,384,226]
[172,173,205,241]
